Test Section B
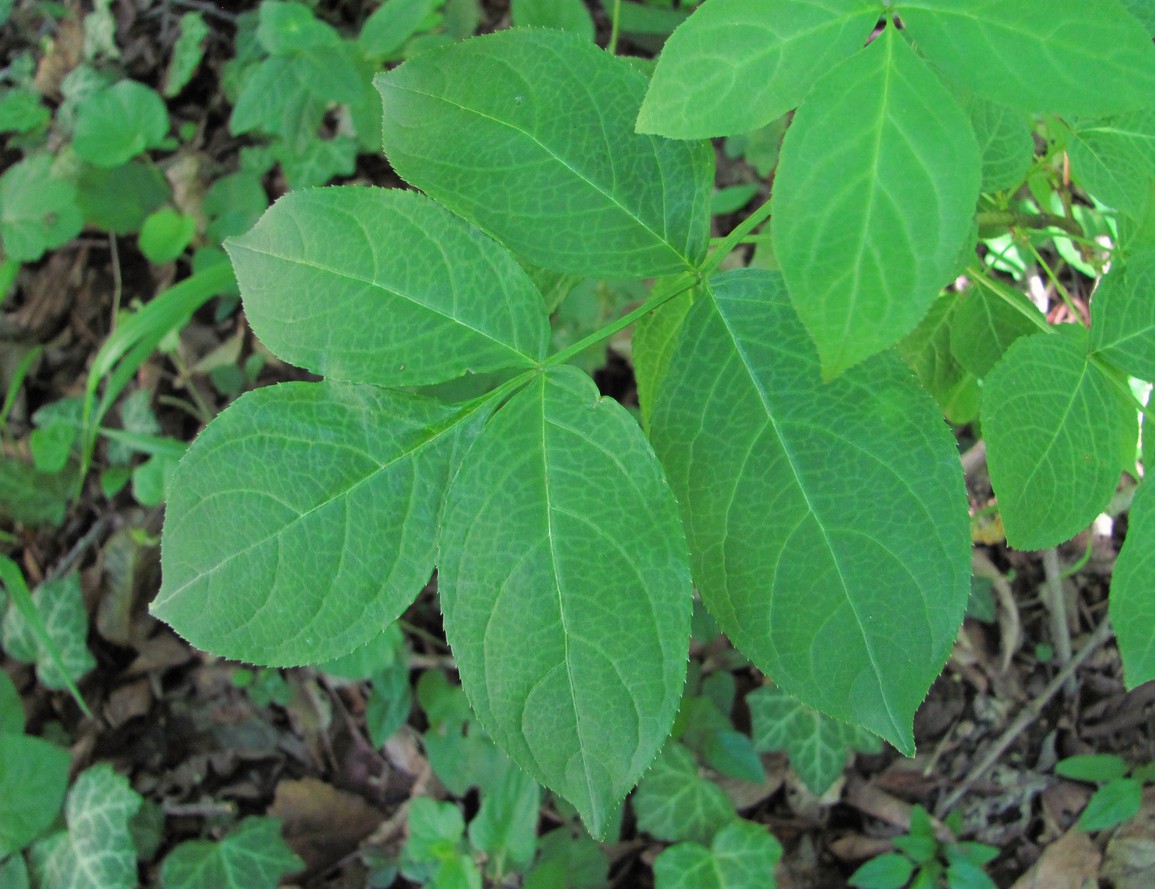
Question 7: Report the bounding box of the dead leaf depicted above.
[270,777,384,874]
[1009,828,1100,889]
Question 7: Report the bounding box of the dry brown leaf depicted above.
[270,777,384,874]
[1009,828,1099,889]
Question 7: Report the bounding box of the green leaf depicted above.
[523,829,608,889]
[0,88,49,135]
[771,26,981,376]
[0,155,83,263]
[511,0,594,40]
[154,381,476,665]
[0,734,70,856]
[1090,253,1155,380]
[403,798,480,889]
[72,80,169,167]
[164,12,209,97]
[2,574,95,690]
[318,622,405,680]
[0,670,22,733]
[159,817,303,889]
[75,161,169,236]
[467,764,541,874]
[962,95,1034,193]
[257,0,339,54]
[747,685,868,796]
[632,742,734,845]
[983,327,1136,549]
[28,764,143,889]
[359,0,439,62]
[438,366,693,837]
[0,854,29,889]
[896,293,981,425]
[648,270,971,753]
[634,290,694,429]
[376,28,713,277]
[226,188,550,387]
[1068,108,1155,220]
[849,853,915,889]
[0,457,73,526]
[1078,777,1143,831]
[951,285,1045,378]
[652,819,783,889]
[900,0,1155,118]
[636,0,880,139]
[1111,482,1155,686]
[1056,754,1130,783]
[139,209,196,264]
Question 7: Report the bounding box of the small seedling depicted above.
[849,806,997,889]
[1056,753,1155,832]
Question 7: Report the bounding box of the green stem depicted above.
[0,258,19,307]
[699,197,774,278]
[1023,239,1080,321]
[607,0,622,54]
[976,210,1084,239]
[544,271,698,368]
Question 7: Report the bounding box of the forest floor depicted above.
[2,1,1153,887]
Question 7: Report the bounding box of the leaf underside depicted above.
[438,366,692,838]
[226,187,550,388]
[649,269,971,753]
[983,328,1136,550]
[155,381,474,665]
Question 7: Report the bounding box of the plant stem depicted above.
[699,197,775,278]
[544,271,698,368]
[976,209,1084,239]
[1041,547,1075,695]
[607,0,622,54]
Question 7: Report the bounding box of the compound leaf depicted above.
[159,817,303,889]
[227,188,549,387]
[376,28,713,277]
[771,26,980,376]
[155,381,477,665]
[636,0,880,138]
[983,327,1136,550]
[1090,252,1155,381]
[748,685,878,796]
[652,819,783,889]
[1111,481,1155,687]
[438,366,692,838]
[632,743,734,845]
[900,0,1155,118]
[648,269,971,754]
[29,764,142,889]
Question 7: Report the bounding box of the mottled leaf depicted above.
[652,819,782,889]
[2,573,95,690]
[29,765,142,889]
[159,817,303,889]
[632,743,733,845]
